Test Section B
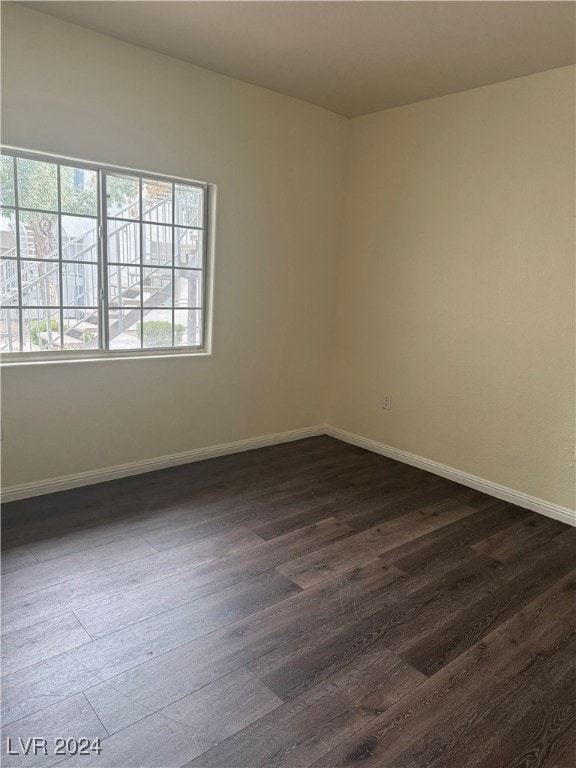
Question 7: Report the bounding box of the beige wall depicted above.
[328,66,576,509]
[2,6,574,512]
[0,4,347,486]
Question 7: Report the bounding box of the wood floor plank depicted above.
[139,511,245,552]
[331,468,493,530]
[277,499,478,588]
[384,500,528,573]
[472,513,566,562]
[83,682,152,736]
[1,613,91,677]
[135,462,359,552]
[68,570,301,679]
[138,488,354,550]
[158,667,282,761]
[276,529,386,588]
[1,693,108,768]
[55,712,199,768]
[367,555,505,659]
[1,525,265,635]
[401,542,575,676]
[1,484,248,552]
[1,546,38,573]
[107,559,405,711]
[473,669,576,768]
[52,519,349,642]
[235,460,423,542]
[554,525,576,550]
[1,655,100,726]
[0,438,349,549]
[244,497,362,542]
[73,561,293,639]
[333,480,456,532]
[305,570,576,768]
[251,552,497,702]
[372,604,575,768]
[363,498,480,554]
[184,641,425,768]
[551,740,576,768]
[367,543,567,667]
[379,655,575,768]
[26,528,154,564]
[0,536,158,601]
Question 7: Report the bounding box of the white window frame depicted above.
[0,147,212,365]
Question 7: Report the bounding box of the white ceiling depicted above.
[20,1,576,117]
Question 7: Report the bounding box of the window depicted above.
[0,149,209,361]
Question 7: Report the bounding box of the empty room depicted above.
[1,1,575,766]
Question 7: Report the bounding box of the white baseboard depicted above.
[325,426,576,528]
[1,426,325,503]
[4,423,574,528]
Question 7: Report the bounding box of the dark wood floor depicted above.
[1,436,575,768]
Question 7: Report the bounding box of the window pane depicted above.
[17,158,58,212]
[143,222,172,266]
[141,308,173,348]
[174,309,202,347]
[0,209,18,258]
[107,174,139,219]
[20,261,60,306]
[0,308,20,351]
[1,259,19,306]
[60,166,98,216]
[175,184,203,227]
[142,267,173,307]
[18,212,58,260]
[22,308,61,351]
[62,216,98,262]
[0,155,15,207]
[108,220,140,264]
[63,263,98,307]
[143,180,172,223]
[175,228,202,268]
[174,269,202,308]
[62,307,99,350]
[3,153,208,357]
[108,264,141,307]
[108,308,142,349]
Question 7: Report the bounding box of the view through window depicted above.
[0,150,208,358]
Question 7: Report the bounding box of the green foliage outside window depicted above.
[137,320,186,347]
[29,318,60,347]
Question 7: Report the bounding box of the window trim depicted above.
[1,146,213,365]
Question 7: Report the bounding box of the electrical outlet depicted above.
[382,394,392,411]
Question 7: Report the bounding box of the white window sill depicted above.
[0,349,212,366]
